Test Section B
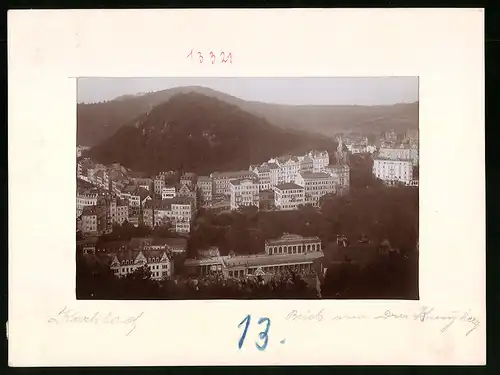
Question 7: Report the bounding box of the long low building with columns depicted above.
[184,233,324,278]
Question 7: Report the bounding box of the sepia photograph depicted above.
[76,77,419,300]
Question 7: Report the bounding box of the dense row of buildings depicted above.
[372,129,419,186]
[76,144,352,236]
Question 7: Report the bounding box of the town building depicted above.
[384,129,398,143]
[154,178,165,195]
[180,172,198,188]
[405,129,419,146]
[268,163,280,186]
[295,171,336,207]
[110,249,174,280]
[109,198,129,225]
[273,182,305,210]
[177,183,197,209]
[121,185,141,207]
[379,145,412,160]
[211,170,258,196]
[184,234,324,278]
[76,191,98,217]
[323,164,350,195]
[307,150,330,172]
[372,158,413,185]
[229,178,260,210]
[196,176,213,203]
[81,205,107,236]
[128,215,140,227]
[161,185,177,200]
[409,144,419,166]
[129,176,153,186]
[93,169,110,190]
[205,197,231,213]
[77,161,83,178]
[269,155,301,183]
[265,233,322,255]
[250,164,271,191]
[298,155,314,172]
[76,237,98,255]
[144,197,195,233]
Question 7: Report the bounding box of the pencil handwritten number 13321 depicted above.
[187,49,233,64]
[238,314,271,351]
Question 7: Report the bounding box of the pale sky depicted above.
[77,77,418,106]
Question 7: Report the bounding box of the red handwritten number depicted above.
[187,49,193,60]
[197,52,203,63]
[209,51,216,64]
[220,52,232,64]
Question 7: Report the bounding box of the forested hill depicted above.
[77,85,419,147]
[88,92,336,175]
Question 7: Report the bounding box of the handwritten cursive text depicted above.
[47,306,144,336]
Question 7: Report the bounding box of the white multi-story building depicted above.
[298,155,314,172]
[373,158,413,185]
[161,185,177,200]
[274,183,305,210]
[323,164,350,195]
[211,170,258,196]
[268,163,280,186]
[379,145,412,161]
[346,144,377,154]
[180,172,197,188]
[250,164,271,191]
[76,191,98,217]
[197,176,213,203]
[145,197,195,234]
[295,171,336,207]
[154,178,165,195]
[110,250,174,280]
[229,178,260,210]
[184,234,324,278]
[307,150,330,172]
[269,155,301,183]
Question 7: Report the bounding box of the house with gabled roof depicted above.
[109,248,174,280]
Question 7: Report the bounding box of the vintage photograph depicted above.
[76,77,419,300]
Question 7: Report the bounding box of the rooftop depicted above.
[265,233,321,245]
[197,176,212,182]
[224,251,324,268]
[229,178,259,186]
[211,170,257,179]
[373,157,413,162]
[299,171,332,179]
[275,182,304,191]
[151,237,187,248]
[111,249,171,263]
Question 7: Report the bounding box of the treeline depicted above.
[321,252,419,299]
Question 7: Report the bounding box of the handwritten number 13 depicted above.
[238,315,271,351]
